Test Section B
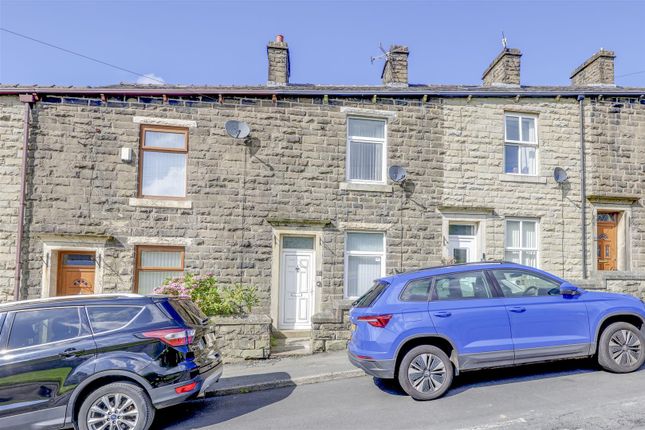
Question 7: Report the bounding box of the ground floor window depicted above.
[345,232,385,299]
[135,246,185,294]
[504,219,538,267]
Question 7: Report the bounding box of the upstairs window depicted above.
[347,118,386,183]
[504,114,537,176]
[139,126,188,198]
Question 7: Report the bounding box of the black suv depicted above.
[0,294,222,430]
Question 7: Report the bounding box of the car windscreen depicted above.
[352,281,389,308]
[168,298,208,326]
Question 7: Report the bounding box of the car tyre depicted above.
[78,381,155,430]
[598,322,645,373]
[398,345,453,401]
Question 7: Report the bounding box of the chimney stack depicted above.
[381,45,409,87]
[482,48,522,87]
[570,49,615,87]
[267,35,290,86]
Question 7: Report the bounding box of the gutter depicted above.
[578,95,588,279]
[14,94,35,301]
[0,87,644,98]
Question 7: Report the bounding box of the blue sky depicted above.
[1,0,644,87]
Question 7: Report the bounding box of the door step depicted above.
[271,337,312,358]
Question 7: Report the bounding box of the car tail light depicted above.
[357,314,392,328]
[142,328,195,347]
[175,381,198,394]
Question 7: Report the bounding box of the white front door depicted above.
[448,223,478,263]
[279,250,314,329]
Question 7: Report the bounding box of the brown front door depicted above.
[57,251,96,296]
[597,213,618,271]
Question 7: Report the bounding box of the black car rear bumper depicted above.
[149,360,223,409]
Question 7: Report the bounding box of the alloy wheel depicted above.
[609,329,642,367]
[87,392,139,430]
[407,353,447,393]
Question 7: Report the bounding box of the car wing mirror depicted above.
[560,283,580,296]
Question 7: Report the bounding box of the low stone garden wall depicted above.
[211,314,272,363]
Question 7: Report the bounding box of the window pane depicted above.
[505,116,520,141]
[144,130,185,149]
[349,140,383,181]
[519,146,536,175]
[522,221,537,249]
[506,221,521,248]
[493,270,559,297]
[348,118,385,139]
[434,271,492,300]
[347,232,384,252]
[63,254,95,266]
[138,271,184,294]
[448,224,475,236]
[8,308,81,349]
[504,145,519,174]
[282,237,314,250]
[504,250,521,263]
[141,250,182,268]
[400,278,432,302]
[521,117,536,142]
[522,250,538,267]
[453,248,468,264]
[87,306,142,333]
[141,152,187,197]
[347,255,382,297]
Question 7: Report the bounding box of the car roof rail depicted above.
[402,260,520,275]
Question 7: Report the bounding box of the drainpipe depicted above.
[578,95,587,279]
[14,94,35,301]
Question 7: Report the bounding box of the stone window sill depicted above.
[499,174,547,184]
[128,197,193,209]
[339,182,393,193]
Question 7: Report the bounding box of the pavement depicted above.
[155,358,645,430]
[207,350,363,396]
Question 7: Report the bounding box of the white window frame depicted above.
[504,218,540,268]
[504,113,538,177]
[344,231,386,299]
[346,117,387,184]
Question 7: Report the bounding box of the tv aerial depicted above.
[370,43,389,65]
[501,32,508,49]
[388,165,407,184]
[225,120,251,139]
[553,167,568,184]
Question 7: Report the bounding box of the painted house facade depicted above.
[1,38,644,353]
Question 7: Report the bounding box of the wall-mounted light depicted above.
[120,147,133,162]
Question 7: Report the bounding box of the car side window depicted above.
[492,270,561,297]
[86,306,142,334]
[400,278,432,302]
[7,307,82,350]
[432,271,493,300]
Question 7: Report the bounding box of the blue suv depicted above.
[348,262,645,400]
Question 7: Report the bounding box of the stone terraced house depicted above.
[1,36,644,358]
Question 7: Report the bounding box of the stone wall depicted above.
[311,307,352,352]
[211,314,272,362]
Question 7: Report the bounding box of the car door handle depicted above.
[433,311,452,318]
[508,307,526,313]
[59,348,78,358]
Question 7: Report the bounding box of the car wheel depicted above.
[398,345,453,400]
[598,322,645,373]
[78,382,155,430]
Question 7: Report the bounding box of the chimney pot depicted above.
[570,49,615,87]
[381,45,409,87]
[267,35,290,86]
[482,48,522,87]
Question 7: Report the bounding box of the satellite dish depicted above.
[225,120,251,139]
[388,165,407,183]
[553,167,568,184]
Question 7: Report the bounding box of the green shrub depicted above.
[154,273,259,317]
